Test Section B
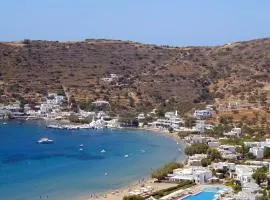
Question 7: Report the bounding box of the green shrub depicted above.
[184,143,209,156]
[207,148,221,161]
[151,162,183,180]
[252,167,268,185]
[201,158,211,167]
[264,147,270,159]
[123,195,144,200]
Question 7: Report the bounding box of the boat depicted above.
[47,124,62,129]
[101,149,106,153]
[3,122,7,125]
[37,138,54,144]
[80,144,84,147]
[124,154,129,158]
[79,148,84,151]
[104,172,108,176]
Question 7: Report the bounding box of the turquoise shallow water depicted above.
[182,186,226,200]
[182,191,216,200]
[0,121,184,200]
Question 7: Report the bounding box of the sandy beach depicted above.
[85,178,178,200]
[141,127,184,144]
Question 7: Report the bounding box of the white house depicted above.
[235,165,261,184]
[137,113,145,120]
[244,139,270,148]
[4,103,21,112]
[149,110,183,129]
[169,166,212,184]
[244,139,270,159]
[79,109,96,118]
[218,145,239,160]
[184,136,218,146]
[260,139,270,148]
[245,161,270,170]
[193,109,212,119]
[40,103,52,114]
[212,162,236,172]
[244,141,261,148]
[26,110,41,118]
[249,147,264,159]
[208,141,220,148]
[224,127,242,137]
[187,154,207,166]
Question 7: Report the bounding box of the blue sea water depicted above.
[0,121,184,200]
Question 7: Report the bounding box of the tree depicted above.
[212,124,224,137]
[264,147,270,159]
[219,115,232,125]
[201,158,211,167]
[184,143,209,156]
[207,148,221,161]
[156,107,165,118]
[68,115,80,123]
[233,184,242,193]
[184,117,196,128]
[151,162,183,181]
[252,167,268,185]
[231,180,242,193]
[123,195,144,200]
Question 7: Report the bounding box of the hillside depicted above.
[0,38,269,113]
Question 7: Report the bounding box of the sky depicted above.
[0,0,269,46]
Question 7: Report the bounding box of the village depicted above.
[1,90,270,200]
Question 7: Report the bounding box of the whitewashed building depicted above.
[187,154,207,166]
[149,110,183,129]
[137,113,145,120]
[249,147,264,159]
[217,145,239,160]
[224,127,242,137]
[234,165,261,184]
[212,162,236,172]
[169,166,212,184]
[193,109,212,119]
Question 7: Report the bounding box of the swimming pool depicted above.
[182,186,227,200]
[182,191,216,200]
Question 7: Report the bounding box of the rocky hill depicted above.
[0,38,269,113]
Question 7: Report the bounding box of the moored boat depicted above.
[37,138,54,144]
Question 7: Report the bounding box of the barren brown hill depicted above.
[0,38,269,113]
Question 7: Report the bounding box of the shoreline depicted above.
[82,126,187,200]
[84,178,178,200]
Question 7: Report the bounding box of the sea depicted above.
[0,121,185,200]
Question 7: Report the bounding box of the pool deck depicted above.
[160,184,229,200]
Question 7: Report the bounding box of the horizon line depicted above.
[1,36,269,48]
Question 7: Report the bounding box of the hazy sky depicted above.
[0,0,269,46]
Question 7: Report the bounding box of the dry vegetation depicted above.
[0,38,269,113]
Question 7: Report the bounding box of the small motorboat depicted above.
[124,154,129,158]
[37,138,54,144]
[101,149,106,153]
[80,144,84,147]
[104,172,108,176]
[79,148,84,151]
